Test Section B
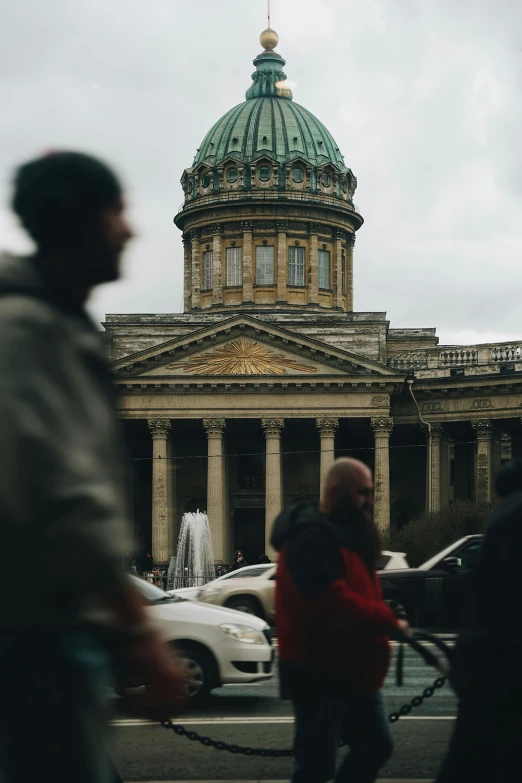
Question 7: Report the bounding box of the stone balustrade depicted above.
[178,189,361,216]
[439,348,478,366]
[388,353,428,370]
[490,345,522,362]
[387,341,522,374]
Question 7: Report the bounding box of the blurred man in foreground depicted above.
[436,458,522,783]
[0,151,186,783]
[271,458,408,783]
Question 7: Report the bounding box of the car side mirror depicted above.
[441,556,461,571]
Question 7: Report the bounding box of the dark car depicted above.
[379,535,484,629]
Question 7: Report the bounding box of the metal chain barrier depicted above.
[388,674,447,723]
[160,631,451,757]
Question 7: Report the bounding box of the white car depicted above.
[167,563,273,601]
[130,575,274,702]
[377,551,410,571]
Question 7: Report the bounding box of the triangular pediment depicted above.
[111,315,400,381]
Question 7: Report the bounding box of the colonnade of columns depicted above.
[145,415,508,565]
[146,415,394,565]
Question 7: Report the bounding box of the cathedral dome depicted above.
[193,95,348,172]
[193,34,347,173]
[180,32,358,204]
[175,29,362,317]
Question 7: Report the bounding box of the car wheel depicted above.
[177,647,213,704]
[384,597,413,624]
[226,596,262,617]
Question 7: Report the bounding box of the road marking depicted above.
[113,715,454,727]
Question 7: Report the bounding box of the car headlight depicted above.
[220,623,266,645]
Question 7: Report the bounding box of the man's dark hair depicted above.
[496,458,522,498]
[12,151,122,251]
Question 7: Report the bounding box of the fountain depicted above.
[173,510,216,588]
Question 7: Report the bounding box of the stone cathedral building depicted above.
[105,28,522,566]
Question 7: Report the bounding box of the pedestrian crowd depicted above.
[0,150,520,783]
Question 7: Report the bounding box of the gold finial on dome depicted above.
[260,0,278,50]
[260,27,279,51]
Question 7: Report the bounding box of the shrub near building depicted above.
[386,501,492,567]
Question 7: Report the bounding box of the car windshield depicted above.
[419,537,482,571]
[130,575,185,603]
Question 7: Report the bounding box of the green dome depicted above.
[193,46,348,173]
[194,96,348,172]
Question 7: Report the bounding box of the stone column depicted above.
[190,229,201,310]
[166,436,175,558]
[440,436,452,508]
[262,419,284,561]
[425,423,443,513]
[308,222,320,305]
[472,420,493,503]
[182,234,192,312]
[371,417,394,531]
[276,220,288,302]
[345,232,355,312]
[148,419,172,566]
[492,428,502,489]
[203,419,227,561]
[316,417,339,494]
[334,228,344,310]
[212,224,223,307]
[242,220,254,303]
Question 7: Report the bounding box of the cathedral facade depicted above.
[105,28,522,566]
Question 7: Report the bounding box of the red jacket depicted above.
[274,507,398,693]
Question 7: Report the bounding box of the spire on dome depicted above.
[245,27,293,100]
[261,0,277,48]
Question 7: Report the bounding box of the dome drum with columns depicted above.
[175,30,361,314]
[105,27,522,569]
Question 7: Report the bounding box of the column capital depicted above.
[182,233,191,246]
[335,228,345,241]
[148,419,171,438]
[422,422,445,440]
[211,223,223,235]
[276,219,289,232]
[203,418,226,439]
[241,220,254,232]
[316,417,339,437]
[371,417,394,437]
[262,418,284,438]
[346,232,356,246]
[471,419,492,438]
[309,221,321,234]
[190,228,201,241]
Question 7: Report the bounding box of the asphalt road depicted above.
[111,643,456,781]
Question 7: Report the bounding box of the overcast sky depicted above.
[1,0,521,346]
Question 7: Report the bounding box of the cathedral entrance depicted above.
[233,508,265,565]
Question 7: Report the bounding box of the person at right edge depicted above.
[271,457,409,783]
[0,151,187,783]
[436,458,522,783]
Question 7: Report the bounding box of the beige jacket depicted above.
[0,252,131,627]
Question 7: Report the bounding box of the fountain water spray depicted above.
[173,511,215,588]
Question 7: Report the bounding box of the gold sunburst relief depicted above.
[166,338,318,376]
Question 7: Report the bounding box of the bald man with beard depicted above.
[271,458,409,783]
